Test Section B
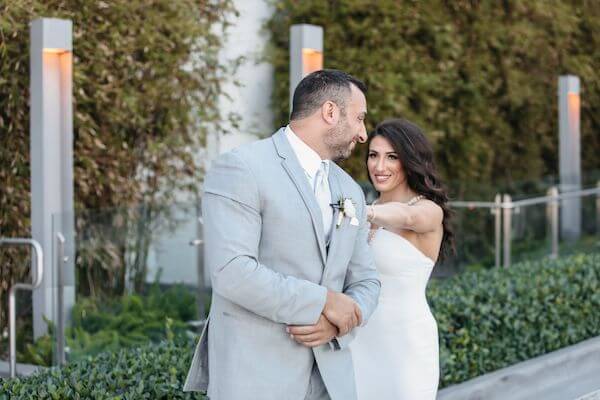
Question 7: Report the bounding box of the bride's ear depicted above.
[321,100,339,125]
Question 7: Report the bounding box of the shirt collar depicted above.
[285,125,330,179]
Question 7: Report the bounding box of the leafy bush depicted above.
[19,283,200,366]
[429,252,600,387]
[1,339,204,399]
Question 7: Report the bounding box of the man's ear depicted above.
[321,101,339,125]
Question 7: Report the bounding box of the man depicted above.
[184,69,380,400]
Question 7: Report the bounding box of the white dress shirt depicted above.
[285,125,333,243]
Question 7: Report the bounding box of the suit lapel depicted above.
[272,129,327,265]
[324,168,344,277]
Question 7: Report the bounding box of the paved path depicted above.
[438,336,600,400]
[0,360,41,378]
[577,390,600,400]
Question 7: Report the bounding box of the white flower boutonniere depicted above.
[331,197,360,228]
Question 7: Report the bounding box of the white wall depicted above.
[205,0,275,168]
[147,0,275,286]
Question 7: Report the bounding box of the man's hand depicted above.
[322,290,362,336]
[287,314,339,348]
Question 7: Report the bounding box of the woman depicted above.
[350,118,454,400]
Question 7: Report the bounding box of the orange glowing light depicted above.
[568,92,580,113]
[43,48,69,54]
[567,92,580,134]
[568,93,580,119]
[302,48,323,76]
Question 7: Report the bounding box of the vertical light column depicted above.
[289,24,323,112]
[30,18,75,339]
[558,75,581,241]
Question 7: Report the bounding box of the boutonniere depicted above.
[331,197,359,228]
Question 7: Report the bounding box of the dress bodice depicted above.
[369,228,435,319]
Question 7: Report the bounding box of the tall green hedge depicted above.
[267,1,600,192]
[430,252,600,387]
[0,0,236,342]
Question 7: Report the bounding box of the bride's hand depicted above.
[322,290,362,335]
[286,314,339,348]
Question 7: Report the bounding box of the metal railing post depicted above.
[448,185,600,269]
[548,187,560,259]
[55,232,66,365]
[1,238,44,378]
[493,194,502,268]
[190,209,206,321]
[502,195,512,268]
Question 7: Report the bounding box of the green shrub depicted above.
[20,283,199,366]
[1,339,204,400]
[430,252,600,387]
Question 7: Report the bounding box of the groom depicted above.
[184,69,380,400]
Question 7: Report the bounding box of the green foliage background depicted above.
[267,0,600,195]
[0,0,236,348]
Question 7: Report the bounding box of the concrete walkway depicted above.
[438,336,600,400]
[0,360,42,379]
[577,390,600,400]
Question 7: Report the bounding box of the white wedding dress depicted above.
[350,227,439,400]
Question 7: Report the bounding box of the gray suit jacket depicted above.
[184,128,380,400]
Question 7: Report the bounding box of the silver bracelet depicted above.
[367,205,375,223]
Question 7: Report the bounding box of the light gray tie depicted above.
[314,161,333,244]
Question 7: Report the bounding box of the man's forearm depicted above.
[211,254,327,325]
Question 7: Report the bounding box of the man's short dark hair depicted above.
[290,69,367,121]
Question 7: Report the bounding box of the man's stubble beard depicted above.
[324,118,354,162]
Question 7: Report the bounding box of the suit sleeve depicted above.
[333,187,381,350]
[202,151,327,325]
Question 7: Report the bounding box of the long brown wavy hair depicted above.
[366,118,455,261]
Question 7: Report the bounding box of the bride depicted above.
[350,118,454,400]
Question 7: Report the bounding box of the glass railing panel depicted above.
[18,202,208,368]
[559,192,600,255]
[435,205,498,277]
[0,242,35,371]
[510,202,550,265]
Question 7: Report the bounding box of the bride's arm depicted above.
[367,200,443,233]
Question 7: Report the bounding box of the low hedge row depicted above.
[430,252,600,387]
[2,253,599,397]
[1,339,205,399]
